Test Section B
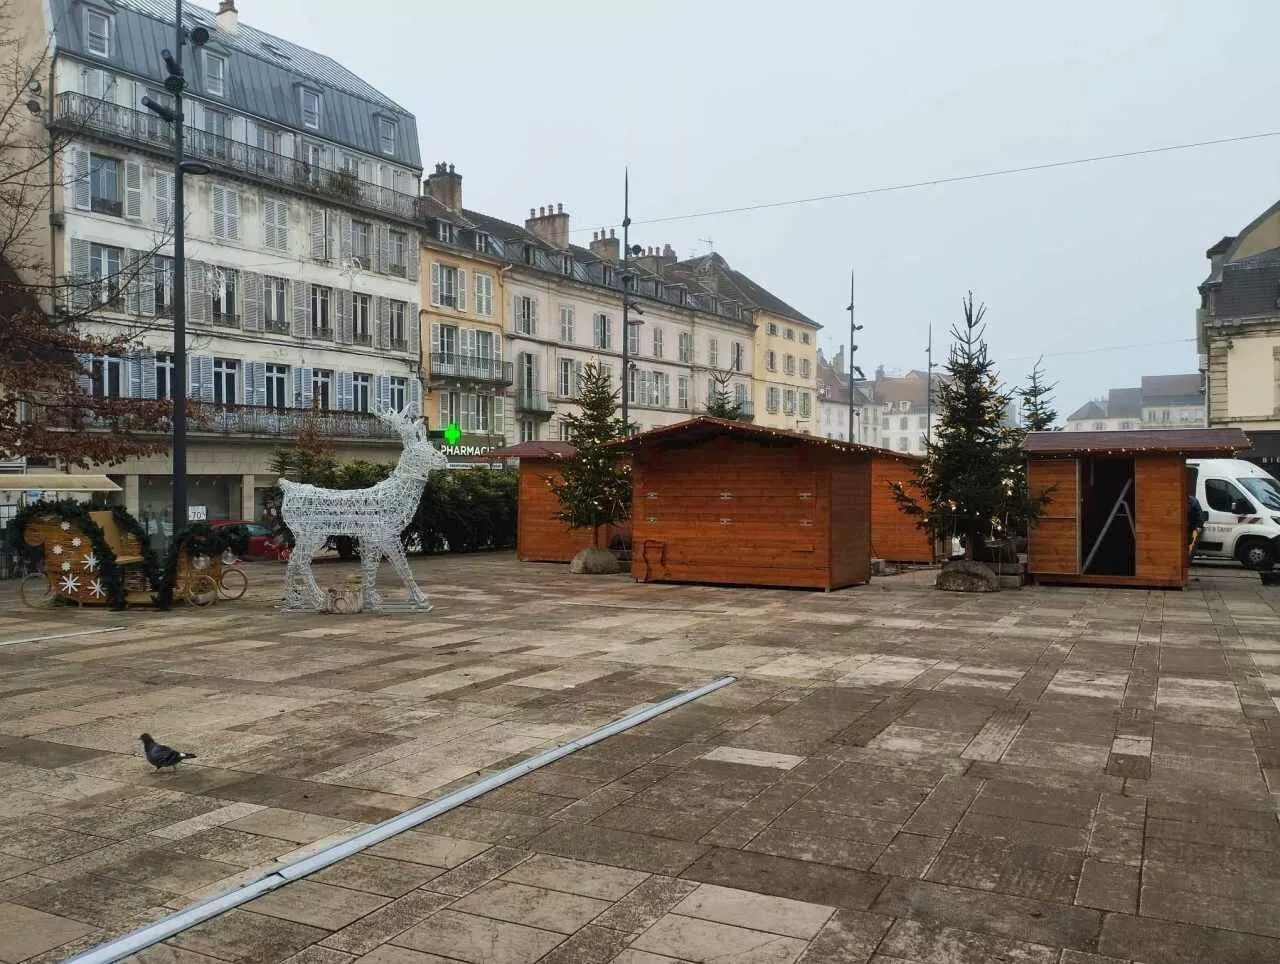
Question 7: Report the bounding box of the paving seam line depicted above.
[0,626,126,647]
[64,674,737,964]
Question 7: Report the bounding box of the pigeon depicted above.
[139,733,197,770]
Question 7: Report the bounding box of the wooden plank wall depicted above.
[1028,459,1080,576]
[516,461,597,563]
[828,457,873,589]
[630,437,836,589]
[869,457,932,563]
[1135,456,1189,588]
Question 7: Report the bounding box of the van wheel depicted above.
[1237,539,1276,571]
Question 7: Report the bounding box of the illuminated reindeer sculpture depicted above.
[280,403,448,612]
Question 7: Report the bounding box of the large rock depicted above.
[569,547,620,575]
[937,560,1000,593]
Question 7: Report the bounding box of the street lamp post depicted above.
[845,268,864,443]
[142,0,209,539]
[619,169,643,433]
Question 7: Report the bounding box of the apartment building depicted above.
[39,0,422,523]
[1064,376,1204,432]
[414,166,769,445]
[816,347,880,444]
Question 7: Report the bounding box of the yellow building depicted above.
[752,308,821,432]
[418,164,510,464]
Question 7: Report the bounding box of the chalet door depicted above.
[1080,458,1136,577]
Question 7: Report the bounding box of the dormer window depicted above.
[474,232,490,254]
[204,52,226,96]
[436,221,455,244]
[602,266,615,287]
[378,117,397,156]
[300,88,321,130]
[85,8,111,57]
[560,254,572,276]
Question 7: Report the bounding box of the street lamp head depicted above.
[161,49,183,78]
[180,159,213,176]
[189,25,210,47]
[142,96,176,123]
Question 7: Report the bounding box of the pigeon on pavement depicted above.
[139,733,197,770]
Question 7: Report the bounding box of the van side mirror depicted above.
[1231,499,1251,515]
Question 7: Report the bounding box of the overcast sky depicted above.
[207,0,1280,417]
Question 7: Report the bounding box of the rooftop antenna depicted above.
[698,237,714,254]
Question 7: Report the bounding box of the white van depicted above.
[1186,458,1280,569]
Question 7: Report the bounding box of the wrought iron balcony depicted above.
[428,354,514,386]
[186,403,402,440]
[52,92,419,224]
[514,390,554,416]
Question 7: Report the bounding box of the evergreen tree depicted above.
[549,361,632,547]
[1019,357,1058,431]
[891,293,1048,559]
[705,369,744,420]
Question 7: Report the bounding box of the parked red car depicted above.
[210,521,287,560]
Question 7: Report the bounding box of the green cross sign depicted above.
[443,423,462,446]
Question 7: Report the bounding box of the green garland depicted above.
[6,500,132,609]
[153,522,248,610]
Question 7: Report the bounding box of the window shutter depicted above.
[153,170,173,228]
[228,191,241,240]
[375,373,391,412]
[188,354,206,400]
[211,186,226,238]
[243,272,263,331]
[296,366,313,410]
[574,361,583,398]
[141,353,157,400]
[408,376,422,419]
[374,225,387,273]
[75,354,92,396]
[69,238,91,309]
[186,259,207,324]
[406,230,419,282]
[376,296,389,348]
[284,280,304,337]
[338,370,354,411]
[340,214,352,261]
[71,147,90,210]
[249,361,266,407]
[430,323,441,359]
[126,353,142,398]
[431,262,441,305]
[493,396,505,437]
[137,254,155,316]
[407,301,420,358]
[529,298,538,334]
[309,208,326,259]
[124,162,142,218]
[124,251,140,314]
[336,288,352,343]
[457,269,466,312]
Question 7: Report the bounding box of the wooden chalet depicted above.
[492,440,628,563]
[1025,427,1250,589]
[869,452,933,564]
[616,417,875,591]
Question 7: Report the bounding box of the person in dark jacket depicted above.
[1187,494,1207,561]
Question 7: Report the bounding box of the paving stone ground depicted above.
[0,554,1278,963]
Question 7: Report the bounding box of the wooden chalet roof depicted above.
[610,417,920,461]
[1024,428,1250,458]
[488,441,576,460]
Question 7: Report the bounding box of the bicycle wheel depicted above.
[184,573,219,607]
[218,567,248,600]
[20,572,57,608]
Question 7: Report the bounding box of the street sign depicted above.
[188,505,207,521]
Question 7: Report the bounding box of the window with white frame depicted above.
[156,352,173,400]
[766,322,778,336]
[211,268,238,323]
[213,357,238,405]
[263,197,288,250]
[312,368,333,410]
[352,293,371,344]
[785,327,795,341]
[708,338,719,368]
[783,389,796,415]
[766,387,780,413]
[352,372,371,413]
[204,51,226,96]
[437,221,455,244]
[89,355,122,398]
[432,263,461,307]
[801,332,811,345]
[388,230,407,275]
[265,363,288,409]
[310,285,332,336]
[800,392,811,417]
[652,371,670,407]
[440,390,460,428]
[765,350,776,372]
[594,312,612,350]
[732,342,745,372]
[351,220,370,264]
[652,328,664,359]
[389,300,407,347]
[300,88,321,129]
[201,107,228,158]
[264,276,287,332]
[85,8,111,56]
[211,185,240,240]
[515,295,536,335]
[389,376,407,412]
[89,243,122,307]
[153,254,174,316]
[784,354,795,375]
[560,306,575,343]
[678,376,689,409]
[558,420,573,442]
[520,419,537,442]
[678,332,692,363]
[88,153,121,215]
[475,273,493,316]
[735,383,748,407]
[627,321,639,355]
[800,358,811,378]
[558,359,577,399]
[378,117,397,155]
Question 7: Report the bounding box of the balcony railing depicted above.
[264,320,290,335]
[390,338,408,352]
[53,92,420,224]
[210,312,241,329]
[46,401,402,441]
[428,354,515,385]
[514,390,554,415]
[353,332,373,347]
[311,326,333,340]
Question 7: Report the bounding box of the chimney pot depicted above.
[557,202,563,214]
[609,228,615,238]
[447,163,454,173]
[530,208,536,218]
[216,0,238,30]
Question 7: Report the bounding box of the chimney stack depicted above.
[631,241,678,277]
[525,202,570,249]
[589,226,619,262]
[424,162,463,211]
[216,0,238,31]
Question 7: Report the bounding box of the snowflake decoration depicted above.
[71,536,82,548]
[51,544,64,556]
[82,552,99,572]
[61,561,71,572]
[88,579,106,599]
[59,573,81,593]
[59,521,70,531]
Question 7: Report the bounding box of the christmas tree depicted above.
[549,361,633,547]
[1019,357,1058,431]
[705,369,744,420]
[892,293,1047,559]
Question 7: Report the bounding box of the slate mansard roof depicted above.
[48,0,421,170]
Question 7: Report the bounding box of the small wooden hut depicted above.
[617,417,875,590]
[493,440,629,563]
[868,451,933,563]
[1025,427,1249,589]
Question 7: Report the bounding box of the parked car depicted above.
[210,520,286,560]
[1186,458,1280,570]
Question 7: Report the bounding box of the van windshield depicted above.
[1239,476,1280,511]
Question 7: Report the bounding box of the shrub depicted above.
[408,467,517,554]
